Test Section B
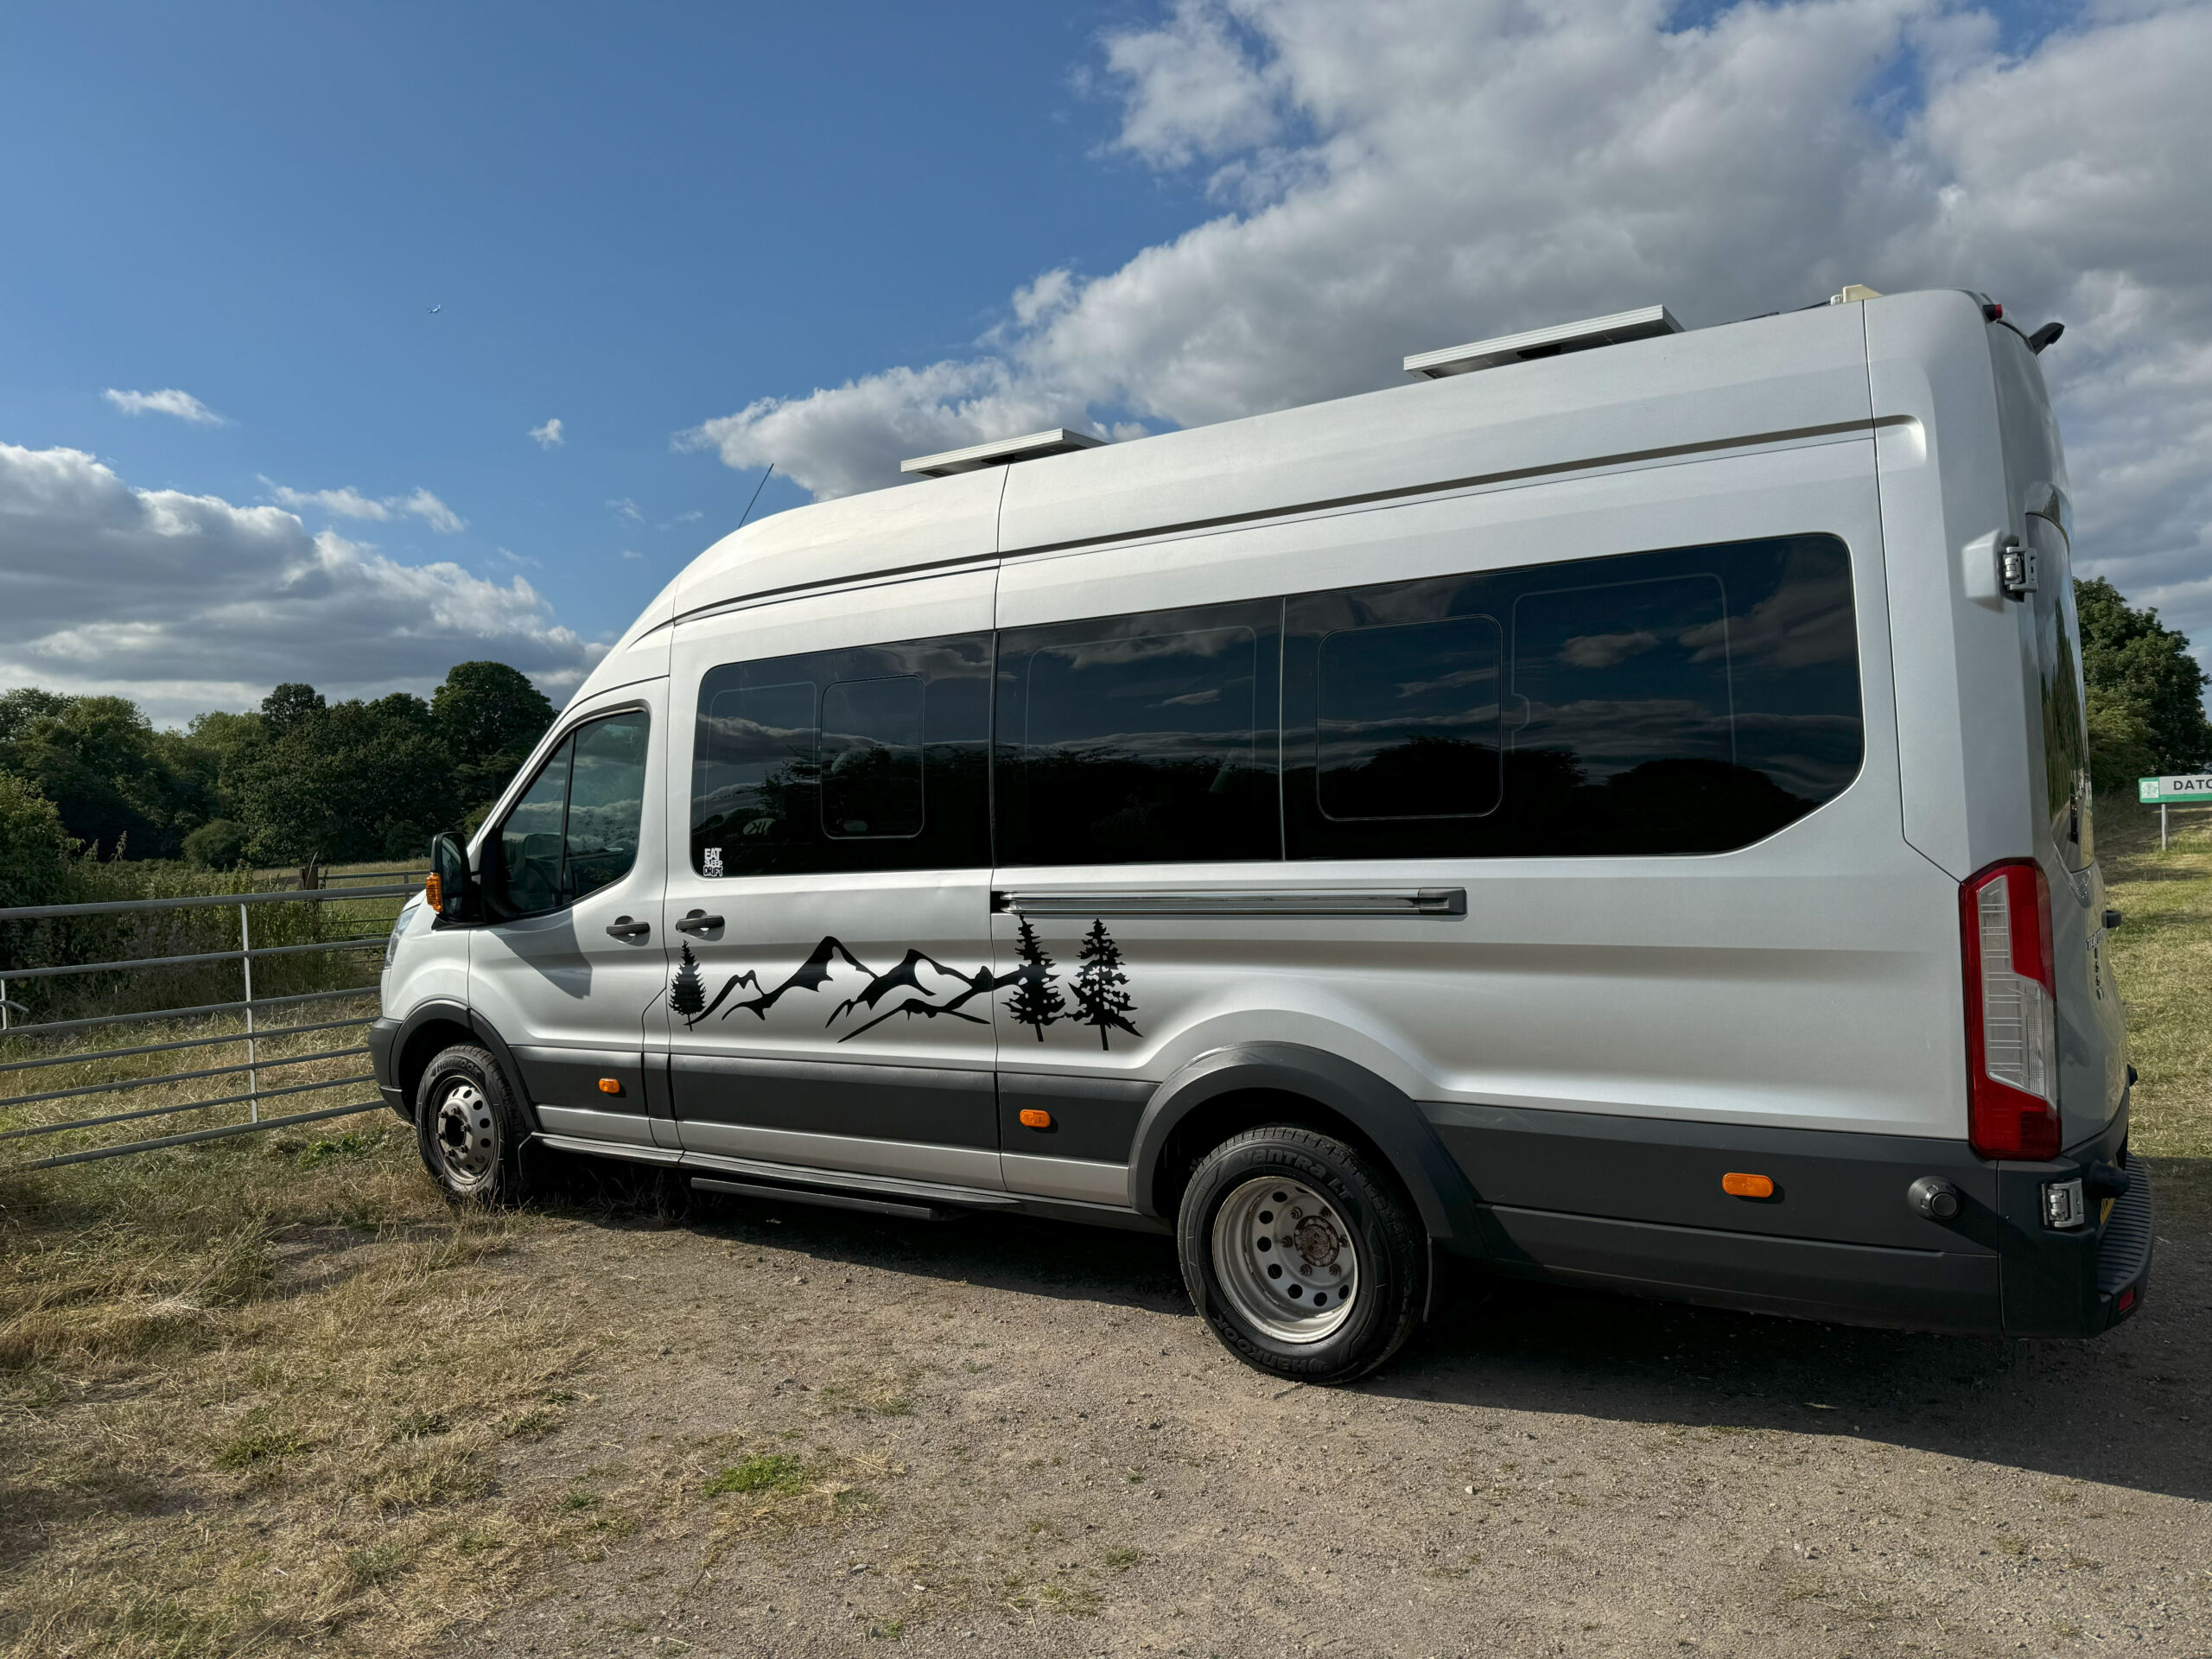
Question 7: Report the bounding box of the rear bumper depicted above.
[1426,1099,2148,1338]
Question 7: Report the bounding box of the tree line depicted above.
[0,662,554,906]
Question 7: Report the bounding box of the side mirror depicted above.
[427,831,476,922]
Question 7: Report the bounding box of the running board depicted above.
[690,1176,948,1222]
[532,1131,1025,1211]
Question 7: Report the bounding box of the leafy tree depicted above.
[1070,919,1139,1050]
[2077,577,2212,777]
[1005,916,1065,1039]
[229,690,458,862]
[182,818,251,869]
[0,770,73,907]
[260,683,326,739]
[0,694,192,857]
[433,661,555,810]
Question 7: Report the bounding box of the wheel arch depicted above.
[391,1000,540,1132]
[1130,1043,1480,1249]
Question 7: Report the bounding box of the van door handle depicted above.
[605,917,651,940]
[674,911,724,935]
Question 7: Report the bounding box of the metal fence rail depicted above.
[0,875,422,1173]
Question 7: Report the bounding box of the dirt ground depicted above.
[426,1160,2212,1659]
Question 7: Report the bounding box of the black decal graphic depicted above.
[671,919,1138,1049]
[1071,920,1140,1049]
[1005,916,1065,1040]
[670,943,706,1021]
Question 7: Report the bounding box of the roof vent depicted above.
[900,428,1105,478]
[1403,305,1682,378]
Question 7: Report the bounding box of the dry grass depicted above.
[2098,794,2212,1160]
[0,1126,590,1658]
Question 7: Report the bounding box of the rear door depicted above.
[663,570,1002,1189]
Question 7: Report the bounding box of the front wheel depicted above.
[1177,1124,1427,1385]
[415,1044,535,1205]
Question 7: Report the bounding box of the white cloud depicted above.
[529,417,565,448]
[608,496,645,524]
[0,443,593,722]
[264,480,466,533]
[619,549,645,562]
[103,387,226,425]
[679,0,2212,658]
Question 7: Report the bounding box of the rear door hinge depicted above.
[1998,533,2037,600]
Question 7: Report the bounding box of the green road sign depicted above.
[2139,775,2212,804]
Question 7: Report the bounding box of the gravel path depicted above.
[445,1162,2212,1659]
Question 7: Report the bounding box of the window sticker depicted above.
[702,846,724,877]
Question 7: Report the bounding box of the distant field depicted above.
[2097,791,2212,1160]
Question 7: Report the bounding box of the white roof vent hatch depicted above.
[1404,305,1682,378]
[901,428,1105,478]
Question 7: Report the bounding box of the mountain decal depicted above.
[673,921,1140,1047]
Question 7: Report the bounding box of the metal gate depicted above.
[1,873,419,1173]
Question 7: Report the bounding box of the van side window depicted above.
[692,635,989,877]
[822,676,925,838]
[1285,535,1863,858]
[995,600,1281,867]
[1316,615,1503,820]
[486,709,649,917]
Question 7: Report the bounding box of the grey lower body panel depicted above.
[671,1052,998,1149]
[1426,1096,2145,1338]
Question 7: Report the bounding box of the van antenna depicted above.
[734,463,774,531]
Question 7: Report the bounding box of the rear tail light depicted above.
[1960,860,2060,1160]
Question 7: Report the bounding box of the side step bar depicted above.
[690,1175,948,1222]
[529,1130,1166,1235]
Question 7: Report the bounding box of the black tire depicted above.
[1177,1123,1427,1385]
[415,1044,535,1205]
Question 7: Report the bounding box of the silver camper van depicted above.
[370,287,2150,1383]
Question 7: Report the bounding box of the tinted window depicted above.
[495,740,570,916]
[488,710,648,917]
[692,635,988,877]
[995,601,1281,867]
[1317,615,1503,820]
[822,676,924,838]
[565,713,650,899]
[1285,535,1862,858]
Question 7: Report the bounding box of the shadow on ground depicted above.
[530,1147,2212,1507]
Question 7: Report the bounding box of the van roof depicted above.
[627,287,1982,652]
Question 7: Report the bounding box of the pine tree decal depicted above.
[1070,919,1139,1050]
[671,942,706,1025]
[1005,917,1066,1039]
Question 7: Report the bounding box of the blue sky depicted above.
[3,1,2209,721]
[0,3,1192,686]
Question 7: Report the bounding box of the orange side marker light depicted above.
[423,874,442,911]
[1018,1109,1053,1129]
[1721,1172,1775,1198]
[598,1077,624,1096]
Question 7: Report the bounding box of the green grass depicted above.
[2097,794,2212,1160]
[704,1452,810,1497]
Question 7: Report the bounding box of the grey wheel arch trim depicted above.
[391,998,542,1135]
[1128,1044,1481,1247]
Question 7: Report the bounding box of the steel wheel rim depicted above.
[1211,1174,1359,1344]
[432,1079,497,1190]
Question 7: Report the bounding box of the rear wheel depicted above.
[415,1044,534,1205]
[1177,1123,1426,1385]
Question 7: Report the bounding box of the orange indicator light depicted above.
[598,1077,624,1096]
[423,874,442,911]
[1721,1172,1775,1198]
[1018,1109,1053,1129]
